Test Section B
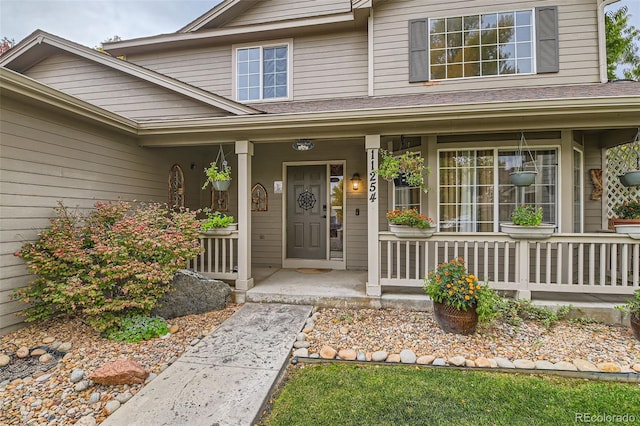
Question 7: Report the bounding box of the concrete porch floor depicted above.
[237,267,630,324]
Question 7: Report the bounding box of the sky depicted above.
[0,0,638,58]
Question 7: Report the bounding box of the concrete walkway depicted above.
[102,303,313,426]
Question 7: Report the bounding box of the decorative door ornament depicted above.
[297,189,316,210]
[168,164,185,209]
[251,183,268,211]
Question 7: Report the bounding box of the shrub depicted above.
[103,314,169,342]
[14,201,202,331]
[495,298,571,328]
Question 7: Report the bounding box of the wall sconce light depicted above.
[350,173,361,191]
[292,139,314,151]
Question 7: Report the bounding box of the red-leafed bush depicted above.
[14,201,202,331]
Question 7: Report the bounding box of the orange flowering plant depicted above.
[386,208,434,229]
[424,257,499,322]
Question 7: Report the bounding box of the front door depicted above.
[286,165,327,259]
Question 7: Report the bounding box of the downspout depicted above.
[598,0,621,83]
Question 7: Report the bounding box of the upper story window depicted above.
[235,43,289,102]
[429,10,534,80]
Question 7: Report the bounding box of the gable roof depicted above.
[0,30,260,116]
[178,0,261,33]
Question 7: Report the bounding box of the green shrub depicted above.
[495,298,571,328]
[14,201,202,331]
[104,314,169,342]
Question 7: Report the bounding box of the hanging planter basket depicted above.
[510,132,538,187]
[393,173,410,187]
[212,180,231,191]
[618,129,640,188]
[510,171,538,187]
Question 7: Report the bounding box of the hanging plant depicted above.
[619,128,640,188]
[510,132,538,187]
[202,146,232,191]
[374,150,429,192]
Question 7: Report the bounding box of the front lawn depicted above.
[263,364,640,426]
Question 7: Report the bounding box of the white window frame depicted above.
[437,146,559,232]
[428,9,536,81]
[232,39,293,102]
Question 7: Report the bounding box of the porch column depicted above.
[235,140,254,296]
[516,241,532,300]
[366,135,381,297]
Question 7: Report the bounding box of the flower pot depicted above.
[510,171,537,187]
[500,223,555,239]
[200,223,237,236]
[619,171,640,187]
[211,180,231,191]
[631,313,640,342]
[432,302,478,335]
[388,224,436,238]
[613,220,640,239]
[393,173,410,187]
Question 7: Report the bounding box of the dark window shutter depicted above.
[536,6,559,73]
[409,18,429,82]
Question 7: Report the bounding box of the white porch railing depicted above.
[188,233,239,280]
[379,232,640,295]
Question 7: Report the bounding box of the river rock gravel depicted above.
[0,305,239,425]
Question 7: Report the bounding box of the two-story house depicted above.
[2,0,639,334]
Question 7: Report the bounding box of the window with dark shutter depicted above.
[535,6,559,73]
[409,18,429,82]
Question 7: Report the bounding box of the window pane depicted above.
[464,46,480,62]
[263,73,274,87]
[464,62,480,77]
[498,12,514,27]
[238,75,249,88]
[276,59,287,72]
[263,59,274,72]
[276,73,287,85]
[447,48,462,63]
[447,16,462,32]
[237,48,249,62]
[248,47,260,60]
[237,88,249,101]
[499,27,515,43]
[275,47,287,59]
[516,10,532,26]
[447,63,463,78]
[238,62,248,75]
[481,45,498,61]
[499,43,516,59]
[263,86,274,98]
[431,49,446,65]
[275,86,287,97]
[463,15,479,31]
[430,18,445,33]
[516,42,532,58]
[482,61,498,75]
[499,60,516,74]
[447,32,463,48]
[431,65,446,79]
[517,58,532,73]
[481,13,497,29]
[430,34,445,49]
[464,30,479,46]
[249,60,260,73]
[516,26,532,42]
[481,29,497,44]
[249,87,260,99]
[263,48,274,60]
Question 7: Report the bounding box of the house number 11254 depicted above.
[369,150,377,203]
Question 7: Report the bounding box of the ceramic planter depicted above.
[432,302,478,335]
[200,223,237,236]
[388,224,436,238]
[510,171,537,187]
[612,219,640,239]
[211,180,231,191]
[619,171,640,187]
[500,223,555,239]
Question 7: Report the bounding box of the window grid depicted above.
[429,9,534,80]
[237,45,288,101]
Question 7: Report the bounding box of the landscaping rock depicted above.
[115,391,133,404]
[475,357,491,368]
[42,337,55,344]
[76,415,97,426]
[596,362,621,373]
[89,359,149,385]
[489,359,498,368]
[293,348,309,358]
[495,357,515,369]
[104,400,121,415]
[400,349,417,364]
[38,353,52,363]
[465,360,475,368]
[432,358,446,366]
[297,333,306,341]
[448,356,466,367]
[57,342,72,352]
[0,354,9,367]
[89,392,101,404]
[417,355,436,365]
[357,352,366,362]
[151,269,231,319]
[372,351,388,362]
[386,354,401,363]
[16,347,29,358]
[70,369,84,383]
[74,380,90,392]
[168,325,179,334]
[513,359,535,369]
[535,360,555,370]
[573,359,598,372]
[553,361,578,371]
[319,346,337,359]
[35,374,52,383]
[293,341,310,349]
[632,364,640,373]
[338,349,357,361]
[30,349,46,357]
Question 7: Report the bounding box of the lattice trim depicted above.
[606,139,640,218]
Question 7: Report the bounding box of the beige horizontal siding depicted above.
[24,53,228,120]
[583,136,604,232]
[0,98,175,334]
[373,0,600,96]
[225,0,352,27]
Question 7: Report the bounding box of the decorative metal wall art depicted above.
[168,164,185,209]
[211,189,229,212]
[297,189,316,210]
[251,183,268,211]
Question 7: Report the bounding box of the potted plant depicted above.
[616,289,640,341]
[510,132,538,187]
[200,209,237,236]
[424,258,499,335]
[618,130,640,187]
[500,205,555,239]
[202,161,232,191]
[375,150,429,192]
[386,208,436,238]
[612,199,640,239]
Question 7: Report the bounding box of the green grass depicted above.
[263,364,640,426]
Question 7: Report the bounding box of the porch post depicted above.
[235,140,254,297]
[365,135,381,297]
[516,240,531,300]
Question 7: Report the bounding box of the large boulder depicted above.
[151,269,232,319]
[89,359,149,385]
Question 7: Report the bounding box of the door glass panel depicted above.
[330,164,344,260]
